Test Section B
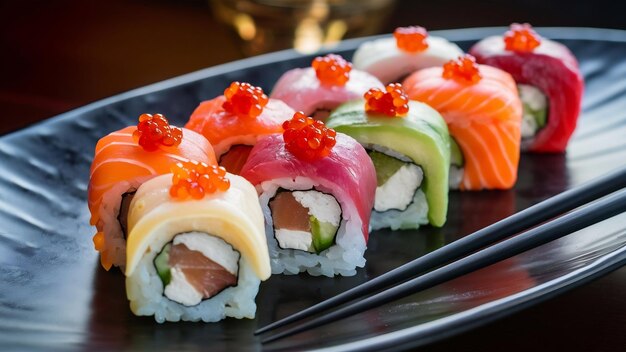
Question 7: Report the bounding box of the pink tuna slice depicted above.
[270,67,384,120]
[469,35,584,153]
[240,133,376,241]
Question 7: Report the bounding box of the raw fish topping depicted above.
[442,54,482,83]
[282,111,337,161]
[170,160,230,200]
[364,83,409,117]
[394,26,429,53]
[133,113,183,151]
[222,81,269,118]
[504,23,541,52]
[312,54,352,87]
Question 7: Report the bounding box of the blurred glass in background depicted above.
[210,0,396,55]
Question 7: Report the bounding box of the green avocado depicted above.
[523,102,548,129]
[449,138,464,167]
[368,150,406,186]
[326,99,451,227]
[310,216,338,254]
[154,243,172,286]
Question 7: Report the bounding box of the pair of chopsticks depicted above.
[257,166,626,343]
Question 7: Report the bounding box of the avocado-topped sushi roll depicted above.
[326,83,450,230]
[353,26,464,84]
[469,23,584,152]
[240,112,376,277]
[270,54,383,121]
[403,55,523,190]
[125,161,270,323]
[88,114,216,270]
[186,82,294,174]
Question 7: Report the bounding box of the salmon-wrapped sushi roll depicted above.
[88,114,217,270]
[403,55,523,190]
[186,82,294,174]
[125,162,270,322]
[469,23,584,152]
[270,54,383,121]
[326,84,451,230]
[240,113,376,277]
[353,26,464,84]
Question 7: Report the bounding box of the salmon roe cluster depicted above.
[170,160,230,200]
[504,23,541,52]
[394,26,429,53]
[442,54,482,83]
[283,111,337,161]
[222,81,269,118]
[312,54,352,86]
[364,83,409,117]
[133,113,183,151]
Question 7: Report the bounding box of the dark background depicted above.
[1,1,625,351]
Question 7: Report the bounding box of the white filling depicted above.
[518,84,548,139]
[173,232,240,275]
[275,229,314,252]
[164,267,204,306]
[293,190,341,226]
[374,163,423,212]
[449,165,464,190]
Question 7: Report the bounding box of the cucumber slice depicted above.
[449,138,464,167]
[154,244,172,286]
[310,215,338,254]
[368,150,406,186]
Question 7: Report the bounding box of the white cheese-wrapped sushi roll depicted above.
[353,26,463,84]
[125,161,270,323]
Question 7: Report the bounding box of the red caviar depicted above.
[442,54,482,83]
[282,111,337,161]
[504,23,541,52]
[169,160,230,200]
[312,54,352,87]
[222,81,269,118]
[364,83,409,117]
[394,26,429,53]
[133,113,183,151]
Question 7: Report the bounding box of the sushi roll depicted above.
[326,83,451,230]
[403,54,523,190]
[185,81,295,174]
[88,113,216,270]
[270,54,384,121]
[353,26,464,84]
[125,161,271,323]
[240,112,377,277]
[469,23,584,152]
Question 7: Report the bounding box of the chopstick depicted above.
[261,186,626,343]
[256,165,626,339]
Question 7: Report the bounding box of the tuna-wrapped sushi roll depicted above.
[125,161,270,323]
[469,23,584,152]
[270,54,384,121]
[403,55,523,190]
[186,82,294,174]
[326,83,450,230]
[353,26,464,84]
[240,112,377,277]
[88,114,216,270]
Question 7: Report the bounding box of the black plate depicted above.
[1,27,626,352]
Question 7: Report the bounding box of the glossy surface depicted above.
[0,28,625,351]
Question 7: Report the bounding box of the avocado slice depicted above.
[326,99,451,227]
[523,102,548,129]
[449,138,464,167]
[368,150,406,186]
[154,243,172,286]
[310,215,338,254]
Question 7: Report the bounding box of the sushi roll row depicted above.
[87,23,583,323]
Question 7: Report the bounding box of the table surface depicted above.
[1,1,625,351]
